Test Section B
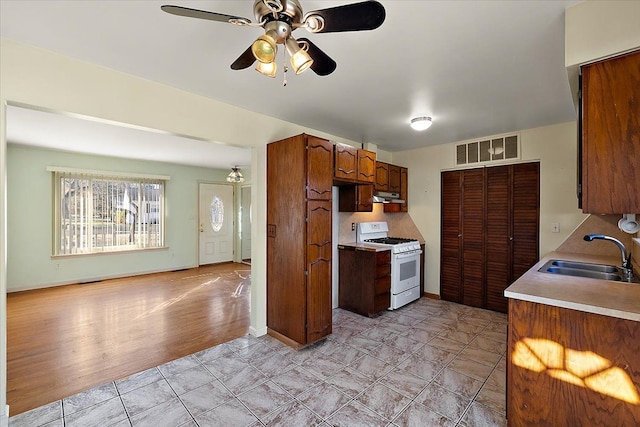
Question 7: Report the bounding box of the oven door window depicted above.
[400,258,418,281]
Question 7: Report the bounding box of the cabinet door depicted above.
[511,163,539,280]
[461,168,485,308]
[357,150,376,183]
[307,136,333,200]
[375,162,389,191]
[582,50,640,213]
[485,166,511,313]
[357,184,374,212]
[388,164,401,193]
[334,144,358,182]
[440,171,462,303]
[400,167,408,212]
[307,200,332,343]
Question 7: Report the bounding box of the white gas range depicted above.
[356,222,423,310]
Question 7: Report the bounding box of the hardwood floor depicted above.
[6,262,251,416]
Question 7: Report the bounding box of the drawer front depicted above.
[374,276,391,295]
[376,251,391,264]
[375,263,391,278]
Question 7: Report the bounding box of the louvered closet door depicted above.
[461,168,485,308]
[511,163,540,280]
[485,166,511,312]
[440,171,462,302]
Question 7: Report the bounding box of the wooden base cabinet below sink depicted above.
[507,299,640,426]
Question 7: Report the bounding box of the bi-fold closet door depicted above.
[440,162,539,313]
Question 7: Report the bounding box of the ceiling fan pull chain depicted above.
[282,45,288,87]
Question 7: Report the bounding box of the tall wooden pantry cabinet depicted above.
[267,134,333,348]
[440,162,539,313]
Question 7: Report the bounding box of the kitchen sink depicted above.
[538,259,639,283]
[547,260,620,273]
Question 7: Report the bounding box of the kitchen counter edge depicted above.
[504,251,640,322]
[338,242,391,252]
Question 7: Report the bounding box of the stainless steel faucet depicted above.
[584,234,633,281]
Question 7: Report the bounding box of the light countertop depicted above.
[337,242,391,252]
[504,251,640,321]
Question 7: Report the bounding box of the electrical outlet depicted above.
[552,222,560,233]
[351,223,356,231]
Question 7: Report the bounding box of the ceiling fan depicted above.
[161,0,386,78]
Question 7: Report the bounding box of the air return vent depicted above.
[455,134,519,166]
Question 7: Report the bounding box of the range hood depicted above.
[373,191,405,204]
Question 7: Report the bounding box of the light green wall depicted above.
[6,144,249,291]
[393,121,588,295]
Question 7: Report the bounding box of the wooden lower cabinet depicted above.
[338,248,391,317]
[508,298,640,425]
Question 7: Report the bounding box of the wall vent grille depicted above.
[455,134,520,166]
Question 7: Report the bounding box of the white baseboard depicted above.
[1,405,9,427]
[249,326,267,337]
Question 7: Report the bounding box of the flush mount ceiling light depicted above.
[410,116,433,131]
[226,167,245,183]
[161,1,386,80]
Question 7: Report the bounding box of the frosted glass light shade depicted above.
[410,116,432,131]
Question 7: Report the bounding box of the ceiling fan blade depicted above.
[303,1,385,33]
[161,5,251,24]
[230,46,256,70]
[297,38,336,76]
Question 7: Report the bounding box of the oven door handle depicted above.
[394,250,422,259]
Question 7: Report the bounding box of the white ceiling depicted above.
[1,0,580,165]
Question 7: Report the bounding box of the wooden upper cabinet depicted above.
[307,136,333,200]
[334,145,376,184]
[357,150,376,183]
[581,50,640,214]
[375,162,389,191]
[400,167,408,212]
[388,164,401,193]
[334,144,358,182]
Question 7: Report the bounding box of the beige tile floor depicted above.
[9,298,508,427]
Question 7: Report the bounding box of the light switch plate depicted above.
[552,222,560,233]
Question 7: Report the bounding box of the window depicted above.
[52,169,167,255]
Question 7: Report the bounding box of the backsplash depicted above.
[338,204,424,243]
[555,214,639,272]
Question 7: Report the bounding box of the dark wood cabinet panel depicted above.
[357,150,376,183]
[508,299,640,426]
[400,167,408,213]
[388,164,401,193]
[334,144,357,182]
[334,145,376,185]
[307,136,333,201]
[339,248,391,317]
[306,200,332,343]
[441,163,539,313]
[338,184,373,212]
[581,50,640,213]
[375,162,389,191]
[267,134,332,347]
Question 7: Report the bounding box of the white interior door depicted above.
[199,183,234,265]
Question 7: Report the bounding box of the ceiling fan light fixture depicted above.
[285,37,313,74]
[256,60,277,77]
[410,116,433,131]
[226,167,245,183]
[252,31,278,63]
